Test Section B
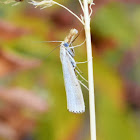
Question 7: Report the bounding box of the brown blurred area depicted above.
[0,19,48,140]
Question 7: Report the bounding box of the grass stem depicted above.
[83,0,96,140]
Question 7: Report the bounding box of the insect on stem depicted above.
[60,29,85,113]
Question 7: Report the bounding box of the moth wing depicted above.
[60,47,85,113]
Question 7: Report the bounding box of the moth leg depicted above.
[75,69,89,90]
[76,57,93,64]
[75,69,88,83]
[76,61,88,64]
[66,51,77,68]
[76,66,83,74]
[66,47,75,57]
[78,80,89,91]
[69,40,86,49]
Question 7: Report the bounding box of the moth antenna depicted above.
[32,41,63,43]
[46,45,60,58]
[31,40,63,57]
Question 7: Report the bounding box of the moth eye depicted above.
[63,43,69,47]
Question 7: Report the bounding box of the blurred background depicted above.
[0,0,140,140]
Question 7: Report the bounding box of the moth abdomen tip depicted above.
[68,109,85,114]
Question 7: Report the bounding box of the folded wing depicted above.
[60,47,85,113]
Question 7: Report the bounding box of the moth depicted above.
[60,29,85,113]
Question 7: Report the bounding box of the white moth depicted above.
[60,29,85,113]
